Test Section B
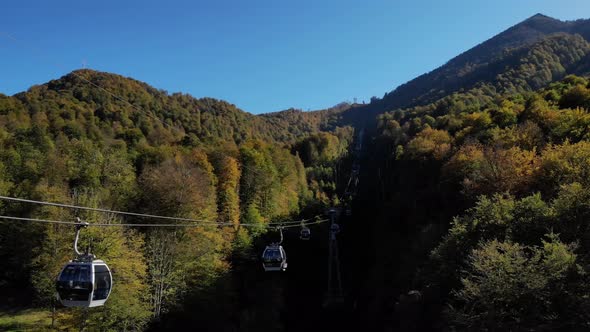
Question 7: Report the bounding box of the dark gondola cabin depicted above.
[56,260,112,307]
[262,245,287,272]
[300,227,311,240]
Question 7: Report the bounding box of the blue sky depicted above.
[2,0,590,114]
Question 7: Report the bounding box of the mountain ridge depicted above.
[1,69,349,147]
[376,14,590,112]
[4,14,590,143]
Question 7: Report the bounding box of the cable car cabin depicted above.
[300,227,311,240]
[56,260,112,307]
[262,245,287,272]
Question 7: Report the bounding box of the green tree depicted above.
[447,237,584,330]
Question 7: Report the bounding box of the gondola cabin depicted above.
[262,245,287,272]
[300,227,311,240]
[56,260,112,307]
[345,207,352,216]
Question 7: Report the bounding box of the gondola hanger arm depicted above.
[74,217,90,258]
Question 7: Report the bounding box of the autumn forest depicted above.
[4,12,590,332]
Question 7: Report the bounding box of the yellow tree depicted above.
[139,151,224,318]
[406,127,452,161]
[538,140,590,195]
[444,144,539,196]
[212,153,241,245]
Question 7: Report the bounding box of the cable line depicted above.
[0,195,324,227]
[0,215,328,228]
[268,218,315,226]
[0,195,220,224]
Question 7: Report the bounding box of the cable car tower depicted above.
[324,208,343,306]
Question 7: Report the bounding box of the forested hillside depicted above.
[4,69,347,146]
[5,12,590,332]
[0,69,355,330]
[379,14,590,109]
[322,13,590,331]
[367,74,590,330]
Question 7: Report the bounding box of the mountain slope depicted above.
[378,14,590,110]
[6,15,590,147]
[3,70,343,147]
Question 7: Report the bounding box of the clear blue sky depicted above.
[2,0,590,114]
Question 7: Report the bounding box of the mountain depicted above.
[260,102,359,136]
[375,14,590,111]
[5,15,590,147]
[2,69,345,148]
[5,12,590,332]
[355,14,590,331]
[0,71,350,331]
[4,14,590,163]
